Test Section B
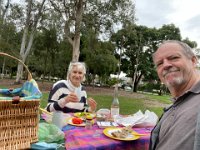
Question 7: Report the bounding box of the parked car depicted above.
[124,86,132,91]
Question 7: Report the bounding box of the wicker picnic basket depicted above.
[0,52,40,150]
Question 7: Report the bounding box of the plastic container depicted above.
[52,112,71,129]
[96,109,110,121]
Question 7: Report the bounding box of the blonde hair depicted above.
[67,62,86,81]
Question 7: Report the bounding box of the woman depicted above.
[46,62,97,113]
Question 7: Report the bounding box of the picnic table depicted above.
[40,111,152,150]
[62,119,151,150]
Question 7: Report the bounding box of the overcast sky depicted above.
[135,0,200,48]
[12,0,200,48]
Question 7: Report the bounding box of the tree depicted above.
[0,1,22,78]
[0,0,10,25]
[81,29,118,85]
[49,0,135,62]
[182,37,198,48]
[111,23,184,92]
[49,0,84,62]
[158,24,181,41]
[15,0,46,83]
[30,27,60,80]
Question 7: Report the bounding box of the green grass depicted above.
[144,93,171,103]
[40,92,171,117]
[0,79,171,117]
[40,92,49,108]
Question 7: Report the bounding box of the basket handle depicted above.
[0,52,32,80]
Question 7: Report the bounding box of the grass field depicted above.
[0,79,171,117]
[40,92,171,117]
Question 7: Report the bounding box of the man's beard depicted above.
[162,67,185,88]
[165,76,185,88]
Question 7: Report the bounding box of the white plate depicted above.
[103,127,140,141]
[68,118,86,126]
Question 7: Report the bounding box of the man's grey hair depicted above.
[154,40,196,59]
[67,62,86,81]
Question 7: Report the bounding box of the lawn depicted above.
[40,91,171,117]
[0,79,171,117]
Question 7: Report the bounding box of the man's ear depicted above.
[191,56,198,67]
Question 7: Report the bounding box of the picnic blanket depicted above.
[0,79,42,100]
[64,124,151,150]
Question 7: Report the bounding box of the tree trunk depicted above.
[0,0,10,40]
[0,0,10,21]
[133,73,143,92]
[51,0,84,62]
[16,30,34,83]
[72,0,83,62]
[1,57,5,79]
[15,0,46,83]
[15,63,23,84]
[72,36,80,61]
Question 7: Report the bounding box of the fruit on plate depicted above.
[72,118,83,124]
[86,114,93,119]
[74,112,95,119]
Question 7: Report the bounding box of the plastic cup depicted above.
[52,111,71,129]
[85,120,92,129]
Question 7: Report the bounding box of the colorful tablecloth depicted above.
[63,124,151,150]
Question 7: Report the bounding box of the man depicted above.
[149,40,200,150]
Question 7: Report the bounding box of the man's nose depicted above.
[163,59,172,69]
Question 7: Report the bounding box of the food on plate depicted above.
[96,114,107,121]
[85,113,93,119]
[96,109,110,121]
[111,126,133,138]
[72,117,83,124]
[74,112,95,119]
[122,126,132,133]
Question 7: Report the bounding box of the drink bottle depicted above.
[110,85,119,118]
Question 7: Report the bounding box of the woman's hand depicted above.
[87,98,97,112]
[65,93,79,103]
